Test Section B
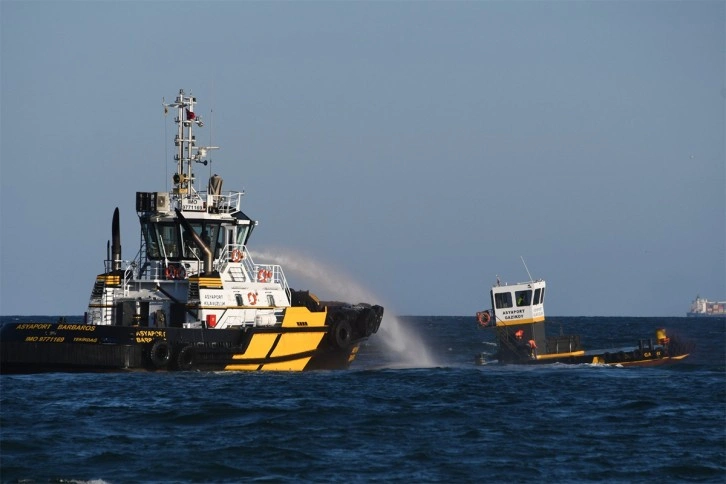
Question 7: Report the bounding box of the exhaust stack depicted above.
[175,209,213,274]
[112,207,122,271]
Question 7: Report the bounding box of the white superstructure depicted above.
[87,90,292,330]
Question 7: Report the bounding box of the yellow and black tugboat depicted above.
[0,90,383,373]
[475,276,690,367]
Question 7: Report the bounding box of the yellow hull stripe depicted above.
[259,357,313,371]
[669,354,689,361]
[348,345,360,363]
[224,364,262,371]
[231,333,278,360]
[536,350,586,360]
[193,277,224,288]
[496,315,545,326]
[605,353,691,366]
[271,332,326,357]
[281,306,327,327]
[223,307,331,371]
[97,274,121,285]
[224,357,313,372]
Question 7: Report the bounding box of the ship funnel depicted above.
[112,207,122,271]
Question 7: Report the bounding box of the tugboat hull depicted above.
[0,305,383,374]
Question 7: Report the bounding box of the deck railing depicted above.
[102,243,291,302]
[218,245,291,301]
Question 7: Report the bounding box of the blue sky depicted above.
[1,1,724,317]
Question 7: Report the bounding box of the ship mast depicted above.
[163,89,217,201]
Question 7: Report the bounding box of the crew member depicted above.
[514,329,537,359]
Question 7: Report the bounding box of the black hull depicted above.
[477,334,692,367]
[0,305,384,374]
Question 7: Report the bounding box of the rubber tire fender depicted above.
[333,319,353,349]
[364,309,379,337]
[149,339,171,368]
[176,345,196,371]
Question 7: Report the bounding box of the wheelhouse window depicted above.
[193,222,222,258]
[494,292,513,309]
[182,224,198,259]
[158,224,180,259]
[141,222,161,259]
[236,225,251,247]
[515,290,532,307]
[533,288,542,305]
[141,220,225,261]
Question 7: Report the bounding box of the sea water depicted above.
[1,315,724,483]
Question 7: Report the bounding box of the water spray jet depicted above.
[250,247,439,368]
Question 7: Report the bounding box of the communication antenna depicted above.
[209,81,215,181]
[521,256,533,282]
[208,105,214,181]
[163,96,169,192]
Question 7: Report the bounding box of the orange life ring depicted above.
[247,292,257,305]
[231,249,243,262]
[164,265,184,280]
[257,269,272,283]
[476,311,491,327]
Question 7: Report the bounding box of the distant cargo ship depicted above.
[687,296,726,317]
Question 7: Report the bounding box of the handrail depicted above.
[104,243,291,301]
[179,190,244,213]
[218,244,291,301]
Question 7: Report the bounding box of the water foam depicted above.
[250,247,438,368]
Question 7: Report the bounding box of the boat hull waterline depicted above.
[475,342,691,368]
[1,303,383,373]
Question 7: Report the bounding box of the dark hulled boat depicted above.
[475,277,690,367]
